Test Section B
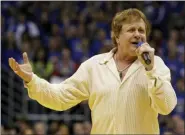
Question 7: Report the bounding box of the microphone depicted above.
[137,42,151,65]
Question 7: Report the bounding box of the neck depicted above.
[115,49,137,64]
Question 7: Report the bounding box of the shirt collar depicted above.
[98,47,142,67]
[99,48,117,65]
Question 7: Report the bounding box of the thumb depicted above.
[23,52,30,64]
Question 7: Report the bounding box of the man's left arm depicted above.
[146,56,177,115]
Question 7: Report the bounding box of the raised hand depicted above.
[9,52,33,83]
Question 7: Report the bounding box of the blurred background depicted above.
[1,1,184,135]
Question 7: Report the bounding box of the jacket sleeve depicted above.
[25,62,90,111]
[146,56,177,115]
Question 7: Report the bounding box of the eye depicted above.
[139,29,145,33]
[128,28,135,32]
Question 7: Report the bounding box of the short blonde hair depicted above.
[111,8,151,47]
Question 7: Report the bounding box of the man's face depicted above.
[116,19,147,56]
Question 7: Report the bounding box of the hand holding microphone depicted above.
[137,42,151,65]
[135,42,155,71]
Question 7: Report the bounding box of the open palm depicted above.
[9,52,33,83]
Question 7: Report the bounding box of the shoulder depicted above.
[154,55,166,66]
[154,55,170,74]
[74,53,108,74]
[82,53,109,67]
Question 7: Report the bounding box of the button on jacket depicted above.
[26,49,177,134]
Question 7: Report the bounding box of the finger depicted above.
[137,55,145,64]
[140,43,149,47]
[139,46,153,55]
[14,62,26,79]
[10,58,15,70]
[14,62,21,75]
[23,52,29,64]
[15,62,31,81]
[12,58,17,71]
[138,47,145,55]
[136,43,148,55]
[9,58,13,69]
[149,48,155,55]
[144,43,150,47]
[14,62,20,71]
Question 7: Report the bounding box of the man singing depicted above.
[9,8,177,134]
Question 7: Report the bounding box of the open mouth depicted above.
[131,42,139,45]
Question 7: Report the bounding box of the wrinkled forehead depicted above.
[124,14,143,23]
[115,12,144,23]
[122,18,146,29]
[115,13,146,28]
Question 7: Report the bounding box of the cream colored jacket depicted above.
[26,49,177,134]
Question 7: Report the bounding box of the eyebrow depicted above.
[128,25,145,29]
[126,26,146,31]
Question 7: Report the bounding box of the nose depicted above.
[133,30,140,39]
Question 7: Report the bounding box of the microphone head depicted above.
[136,42,144,48]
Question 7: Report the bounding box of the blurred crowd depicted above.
[1,120,91,135]
[1,1,185,135]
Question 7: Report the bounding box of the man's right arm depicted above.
[25,63,90,111]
